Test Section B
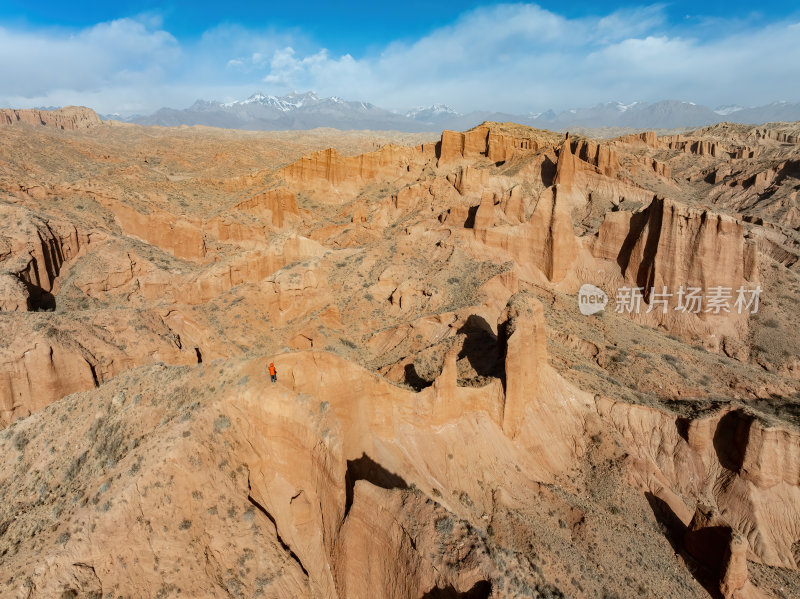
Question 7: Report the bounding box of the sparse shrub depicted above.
[610,349,628,363]
[178,519,192,530]
[213,415,231,434]
[340,338,357,349]
[91,420,126,469]
[128,458,142,476]
[435,516,454,535]
[65,451,88,482]
[13,432,28,452]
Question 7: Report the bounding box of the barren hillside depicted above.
[1,108,800,598]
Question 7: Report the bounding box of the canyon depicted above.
[0,107,799,598]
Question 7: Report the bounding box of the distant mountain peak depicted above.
[284,90,319,101]
[219,91,323,111]
[130,94,800,133]
[405,104,460,120]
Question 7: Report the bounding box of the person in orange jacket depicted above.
[268,361,277,383]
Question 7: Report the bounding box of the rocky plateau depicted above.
[1,107,800,598]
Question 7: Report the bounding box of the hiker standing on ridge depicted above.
[268,361,277,383]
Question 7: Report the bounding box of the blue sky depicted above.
[1,1,799,114]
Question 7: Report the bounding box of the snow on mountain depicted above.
[714,105,745,116]
[221,91,321,111]
[616,101,640,112]
[405,104,460,119]
[130,93,800,132]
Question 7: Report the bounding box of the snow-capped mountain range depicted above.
[404,104,460,119]
[121,92,800,132]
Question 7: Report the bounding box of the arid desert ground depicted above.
[1,107,800,598]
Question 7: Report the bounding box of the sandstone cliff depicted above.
[0,106,102,129]
[0,117,798,598]
[591,197,757,296]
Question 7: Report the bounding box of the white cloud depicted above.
[0,4,799,115]
[0,19,178,98]
[249,3,800,113]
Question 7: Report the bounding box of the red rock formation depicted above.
[616,131,660,148]
[487,130,540,162]
[234,188,300,228]
[203,216,267,246]
[0,274,29,311]
[4,113,800,597]
[0,106,102,130]
[439,125,540,163]
[529,186,579,281]
[466,196,576,283]
[691,140,718,157]
[650,158,671,178]
[0,311,201,426]
[465,182,578,283]
[439,128,488,163]
[552,133,636,211]
[499,185,529,223]
[733,147,757,159]
[335,482,494,599]
[0,204,92,310]
[471,192,498,230]
[554,135,578,188]
[0,342,96,425]
[592,197,757,298]
[684,505,767,599]
[572,139,620,177]
[746,162,790,194]
[448,164,490,195]
[660,135,734,157]
[104,200,206,260]
[187,236,328,304]
[498,294,547,438]
[600,398,800,570]
[278,144,433,198]
[750,128,800,144]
